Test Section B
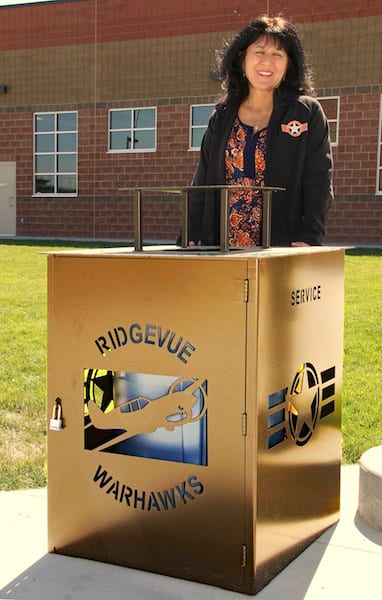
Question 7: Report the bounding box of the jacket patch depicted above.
[281,120,308,137]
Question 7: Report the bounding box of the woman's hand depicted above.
[291,241,310,247]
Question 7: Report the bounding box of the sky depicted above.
[0,0,55,5]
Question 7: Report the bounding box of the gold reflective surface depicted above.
[47,247,344,594]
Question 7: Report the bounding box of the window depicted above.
[190,104,215,150]
[318,97,340,146]
[109,107,156,152]
[34,112,77,195]
[377,95,382,194]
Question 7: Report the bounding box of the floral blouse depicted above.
[225,117,267,247]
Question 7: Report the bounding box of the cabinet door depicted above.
[48,253,249,593]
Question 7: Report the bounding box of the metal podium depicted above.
[47,240,344,594]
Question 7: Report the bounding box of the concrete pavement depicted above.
[1,464,382,599]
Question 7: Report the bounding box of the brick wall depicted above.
[1,0,381,52]
[13,91,382,243]
[326,201,382,245]
[325,91,382,244]
[17,196,183,241]
[16,103,197,241]
[332,93,380,196]
[0,0,381,244]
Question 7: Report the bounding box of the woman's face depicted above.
[242,36,289,92]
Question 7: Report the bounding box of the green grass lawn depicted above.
[0,241,381,490]
[342,248,382,462]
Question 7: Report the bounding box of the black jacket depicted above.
[189,88,333,246]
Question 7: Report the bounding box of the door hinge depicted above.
[243,278,249,302]
[242,412,247,436]
[241,544,247,568]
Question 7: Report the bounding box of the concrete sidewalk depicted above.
[1,465,381,599]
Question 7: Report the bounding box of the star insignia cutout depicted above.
[287,363,320,443]
[281,120,308,137]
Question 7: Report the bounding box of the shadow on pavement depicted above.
[0,527,334,600]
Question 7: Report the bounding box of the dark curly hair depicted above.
[219,16,314,108]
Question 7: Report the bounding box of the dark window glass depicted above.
[191,129,204,148]
[35,155,55,173]
[35,134,55,153]
[110,131,133,149]
[57,175,76,194]
[110,110,131,129]
[35,175,54,193]
[57,112,77,131]
[57,133,76,152]
[192,105,214,126]
[134,130,155,149]
[134,108,155,128]
[57,154,76,173]
[35,114,54,133]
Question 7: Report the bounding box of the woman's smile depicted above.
[243,36,288,91]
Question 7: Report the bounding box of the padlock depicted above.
[50,401,63,431]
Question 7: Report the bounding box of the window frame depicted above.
[376,94,382,195]
[189,103,215,151]
[33,110,78,197]
[108,107,157,153]
[318,96,340,147]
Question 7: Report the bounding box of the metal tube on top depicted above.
[118,185,284,251]
[262,189,272,249]
[220,187,230,252]
[133,189,142,251]
[181,189,189,247]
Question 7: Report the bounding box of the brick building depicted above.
[0,0,381,244]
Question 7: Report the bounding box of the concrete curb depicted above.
[358,445,382,532]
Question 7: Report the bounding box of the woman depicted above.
[189,16,333,247]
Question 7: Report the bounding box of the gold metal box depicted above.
[47,246,344,594]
